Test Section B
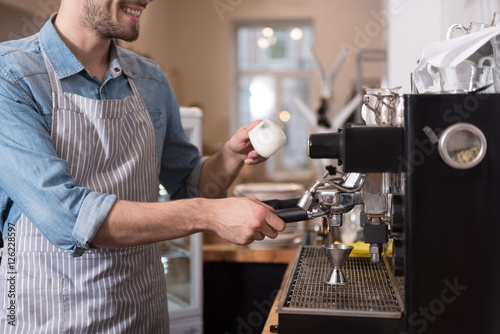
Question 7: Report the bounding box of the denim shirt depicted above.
[0,16,203,256]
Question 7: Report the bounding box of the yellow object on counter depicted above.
[333,241,393,258]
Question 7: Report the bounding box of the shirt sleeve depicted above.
[158,81,207,200]
[0,73,115,257]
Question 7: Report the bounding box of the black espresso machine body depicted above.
[275,93,500,334]
[403,93,500,333]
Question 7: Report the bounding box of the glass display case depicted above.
[159,107,203,334]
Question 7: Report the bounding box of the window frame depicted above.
[231,20,317,181]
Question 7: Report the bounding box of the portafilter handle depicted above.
[272,207,311,223]
[262,198,312,223]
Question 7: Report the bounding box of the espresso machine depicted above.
[270,91,500,333]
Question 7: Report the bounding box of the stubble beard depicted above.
[81,0,140,42]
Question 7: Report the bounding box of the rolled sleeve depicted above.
[71,192,117,257]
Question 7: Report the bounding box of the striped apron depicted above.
[0,52,169,333]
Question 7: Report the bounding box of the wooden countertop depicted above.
[203,243,298,263]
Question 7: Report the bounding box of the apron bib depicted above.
[0,52,169,333]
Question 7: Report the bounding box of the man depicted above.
[0,0,285,332]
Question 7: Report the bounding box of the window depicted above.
[234,21,315,180]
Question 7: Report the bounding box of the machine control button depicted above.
[363,223,388,243]
[438,122,487,169]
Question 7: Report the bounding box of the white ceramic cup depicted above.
[439,60,478,93]
[477,56,495,92]
[248,119,287,158]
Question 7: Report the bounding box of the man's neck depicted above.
[53,8,111,83]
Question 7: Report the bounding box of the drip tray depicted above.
[277,246,403,319]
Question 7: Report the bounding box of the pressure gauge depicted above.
[438,123,487,169]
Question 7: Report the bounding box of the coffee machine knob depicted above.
[392,238,405,277]
[390,195,404,233]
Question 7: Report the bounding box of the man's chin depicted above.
[108,26,140,43]
[120,34,139,43]
[118,28,140,42]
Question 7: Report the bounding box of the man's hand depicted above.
[226,120,267,165]
[202,197,286,245]
[198,120,266,198]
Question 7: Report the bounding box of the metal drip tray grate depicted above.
[277,246,403,318]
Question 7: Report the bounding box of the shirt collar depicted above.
[39,13,134,80]
[110,41,135,79]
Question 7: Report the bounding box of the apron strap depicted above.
[128,77,141,96]
[42,52,64,97]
